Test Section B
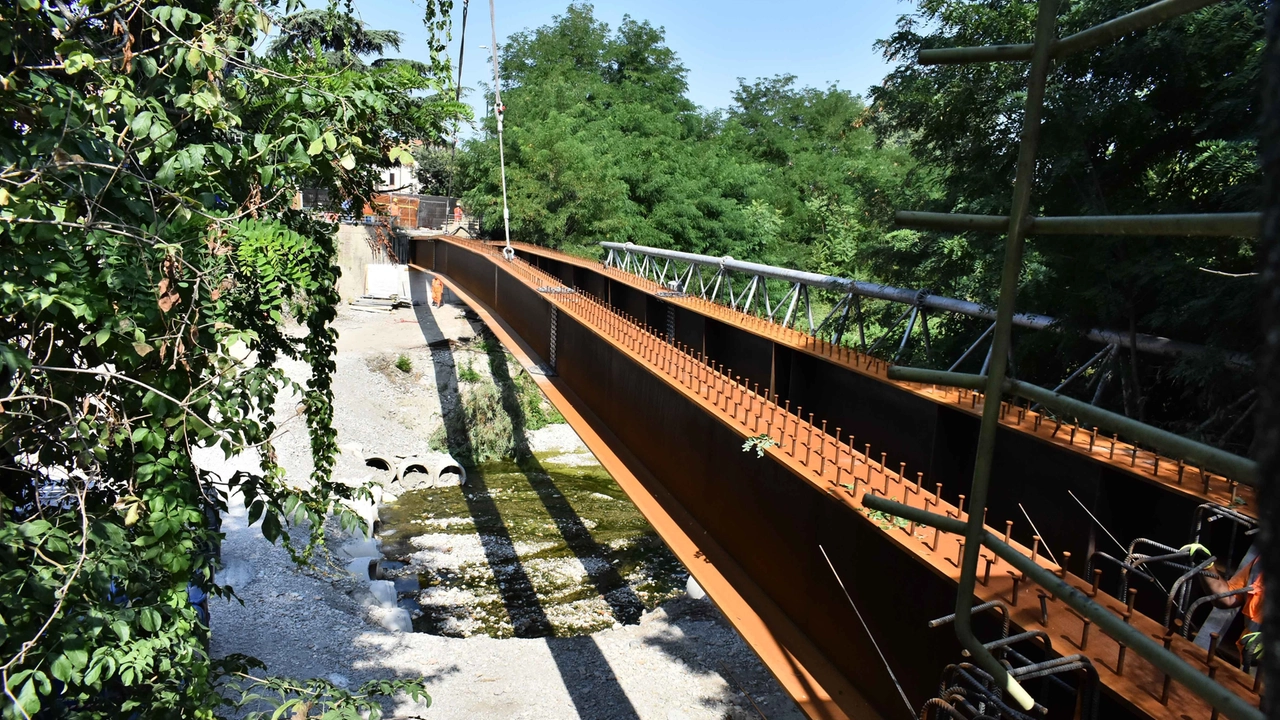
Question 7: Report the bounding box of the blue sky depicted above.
[344,0,911,124]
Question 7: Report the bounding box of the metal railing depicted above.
[865,1,1262,719]
[600,241,1253,369]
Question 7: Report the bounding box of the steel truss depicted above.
[600,242,1252,370]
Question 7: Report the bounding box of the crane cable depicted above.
[486,0,514,260]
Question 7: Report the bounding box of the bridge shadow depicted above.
[480,330,646,625]
[410,271,641,720]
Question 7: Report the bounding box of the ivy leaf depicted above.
[307,138,324,156]
[64,52,95,75]
[339,153,356,170]
[139,607,162,633]
[261,511,281,544]
[51,655,74,683]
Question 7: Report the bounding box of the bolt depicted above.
[1004,520,1013,544]
[1208,632,1220,667]
[1117,641,1127,676]
[934,483,943,506]
[1177,460,1185,485]
[1080,619,1091,650]
[1031,536,1040,564]
[1089,427,1097,451]
[953,540,964,567]
[915,471,923,494]
[1127,587,1138,616]
[1060,551,1071,579]
[1037,590,1049,625]
[1089,569,1102,598]
[931,526,940,552]
[981,555,994,586]
[1008,571,1021,606]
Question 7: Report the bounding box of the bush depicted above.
[395,354,414,373]
[458,359,482,382]
[430,382,515,464]
[514,367,564,431]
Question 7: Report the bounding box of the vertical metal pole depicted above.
[954,0,1059,709]
[447,0,469,200]
[1257,0,1280,707]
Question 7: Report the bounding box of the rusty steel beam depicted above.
[500,239,1258,517]
[406,257,876,720]
[419,236,1262,720]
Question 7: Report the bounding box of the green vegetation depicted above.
[741,434,780,458]
[870,0,1263,436]
[395,354,415,373]
[457,1,1263,449]
[0,0,463,716]
[431,350,563,463]
[377,459,686,638]
[514,366,565,430]
[432,381,514,463]
[458,358,482,382]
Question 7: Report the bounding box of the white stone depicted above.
[216,558,254,591]
[346,556,377,581]
[339,538,380,559]
[377,607,414,633]
[369,580,398,608]
[686,576,706,600]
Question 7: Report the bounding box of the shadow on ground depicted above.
[410,271,642,720]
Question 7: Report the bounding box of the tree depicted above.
[870,0,1264,441]
[0,1,463,716]
[269,6,402,60]
[720,75,941,273]
[456,3,763,257]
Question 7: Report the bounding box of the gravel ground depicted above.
[203,281,805,720]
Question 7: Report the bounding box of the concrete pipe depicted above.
[395,453,467,489]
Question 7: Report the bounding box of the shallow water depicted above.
[377,452,687,638]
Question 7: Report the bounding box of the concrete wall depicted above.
[335,224,409,302]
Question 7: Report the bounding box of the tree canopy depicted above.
[870,0,1263,437]
[457,0,1263,447]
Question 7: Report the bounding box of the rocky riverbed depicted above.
[204,280,805,719]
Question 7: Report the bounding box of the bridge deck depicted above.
[505,240,1254,516]
[416,235,1260,720]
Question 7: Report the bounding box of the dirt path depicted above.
[206,281,804,719]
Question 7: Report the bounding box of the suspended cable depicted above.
[486,0,513,260]
[819,545,918,720]
[446,0,468,199]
